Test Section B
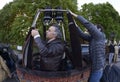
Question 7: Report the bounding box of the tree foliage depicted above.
[79,2,120,40]
[0,1,120,45]
[0,0,77,45]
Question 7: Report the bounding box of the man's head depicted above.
[46,24,62,40]
[96,24,104,32]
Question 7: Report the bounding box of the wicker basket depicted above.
[17,66,90,82]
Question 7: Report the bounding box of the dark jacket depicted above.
[73,16,106,71]
[34,37,64,71]
[109,44,115,53]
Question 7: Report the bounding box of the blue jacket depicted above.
[75,16,106,71]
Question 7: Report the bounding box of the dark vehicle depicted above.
[16,8,91,82]
[81,44,91,65]
[81,44,89,56]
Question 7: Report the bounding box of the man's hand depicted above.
[68,10,78,17]
[31,29,39,37]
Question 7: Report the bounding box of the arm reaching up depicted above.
[69,10,78,17]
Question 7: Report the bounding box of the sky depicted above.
[0,0,13,9]
[0,0,120,15]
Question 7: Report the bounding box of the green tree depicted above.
[0,1,120,45]
[0,0,78,45]
[79,2,120,40]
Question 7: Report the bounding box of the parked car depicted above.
[81,44,89,56]
[81,44,91,65]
